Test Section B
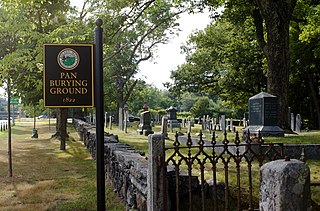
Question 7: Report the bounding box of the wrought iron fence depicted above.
[164,131,284,211]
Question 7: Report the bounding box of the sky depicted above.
[137,12,211,89]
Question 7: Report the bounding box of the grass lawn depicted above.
[0,119,125,211]
[108,121,320,206]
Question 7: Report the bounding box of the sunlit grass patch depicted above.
[0,120,126,211]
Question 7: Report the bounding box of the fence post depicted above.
[260,158,311,210]
[147,134,166,211]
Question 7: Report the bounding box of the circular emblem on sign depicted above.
[57,48,80,70]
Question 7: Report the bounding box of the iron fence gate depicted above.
[163,131,284,211]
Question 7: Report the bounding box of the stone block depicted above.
[260,159,311,211]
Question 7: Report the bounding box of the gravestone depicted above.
[243,117,247,127]
[244,92,284,137]
[221,115,226,132]
[123,105,129,133]
[137,111,154,136]
[182,119,185,128]
[187,121,192,134]
[295,114,301,133]
[119,107,123,130]
[166,106,180,129]
[109,115,112,130]
[161,116,168,139]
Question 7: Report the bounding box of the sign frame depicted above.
[43,44,94,108]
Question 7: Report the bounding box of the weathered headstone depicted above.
[187,121,192,134]
[166,106,180,129]
[109,115,112,130]
[93,114,96,124]
[123,105,129,133]
[161,116,168,139]
[221,115,226,132]
[291,113,295,131]
[243,117,247,127]
[295,114,301,133]
[260,159,311,210]
[202,115,205,130]
[119,107,123,130]
[244,92,284,137]
[137,111,154,136]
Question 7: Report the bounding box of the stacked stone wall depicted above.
[73,119,148,210]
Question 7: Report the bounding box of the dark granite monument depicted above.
[243,92,284,137]
[166,106,181,129]
[137,111,154,136]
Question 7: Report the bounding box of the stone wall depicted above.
[283,144,320,160]
[73,119,148,210]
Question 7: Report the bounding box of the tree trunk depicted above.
[265,19,290,129]
[52,108,69,146]
[255,0,296,129]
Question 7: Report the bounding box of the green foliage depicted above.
[126,81,176,115]
[179,92,198,112]
[168,18,266,110]
[0,0,76,107]
[177,111,192,119]
[22,99,46,118]
[190,96,213,117]
[288,0,320,129]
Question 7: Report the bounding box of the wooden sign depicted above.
[43,44,94,107]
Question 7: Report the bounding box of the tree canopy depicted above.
[168,0,319,129]
[0,0,319,130]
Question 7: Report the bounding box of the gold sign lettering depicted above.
[49,71,88,95]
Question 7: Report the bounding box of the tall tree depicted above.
[93,0,183,123]
[172,0,297,128]
[252,0,297,129]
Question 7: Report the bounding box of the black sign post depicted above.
[94,19,106,211]
[44,20,106,210]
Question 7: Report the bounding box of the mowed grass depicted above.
[0,119,125,211]
[108,121,320,205]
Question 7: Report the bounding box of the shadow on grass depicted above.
[0,122,126,211]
